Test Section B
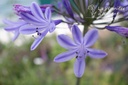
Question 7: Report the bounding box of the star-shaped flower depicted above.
[54,25,107,78]
[19,2,62,50]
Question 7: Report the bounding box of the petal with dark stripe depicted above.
[45,7,51,21]
[30,2,45,21]
[57,34,77,49]
[87,48,107,59]
[84,29,98,47]
[54,50,76,62]
[74,59,85,78]
[72,25,83,44]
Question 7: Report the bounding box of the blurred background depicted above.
[0,0,128,85]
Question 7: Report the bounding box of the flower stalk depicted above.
[76,77,81,85]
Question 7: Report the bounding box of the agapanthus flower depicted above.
[17,2,62,50]
[54,25,107,78]
[3,2,62,50]
[3,19,27,41]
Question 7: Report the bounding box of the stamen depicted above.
[37,32,42,36]
[32,35,36,39]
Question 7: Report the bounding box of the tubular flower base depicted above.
[54,25,107,78]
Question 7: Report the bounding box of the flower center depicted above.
[76,44,86,60]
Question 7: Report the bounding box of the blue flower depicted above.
[54,25,107,78]
[19,2,62,50]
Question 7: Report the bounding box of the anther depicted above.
[37,32,42,36]
[36,28,39,32]
[76,56,78,58]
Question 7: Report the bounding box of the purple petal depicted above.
[53,19,62,25]
[105,26,116,31]
[20,13,43,26]
[74,59,85,78]
[113,0,121,19]
[72,25,83,44]
[62,0,74,18]
[12,30,20,41]
[74,14,84,23]
[57,34,77,49]
[20,25,37,34]
[30,2,45,21]
[48,22,56,33]
[4,26,19,31]
[3,19,27,25]
[3,19,27,31]
[105,26,128,37]
[84,29,98,47]
[13,4,31,15]
[54,50,76,62]
[65,16,75,23]
[31,29,48,50]
[45,7,51,21]
[57,1,64,13]
[3,19,15,25]
[85,0,88,8]
[87,48,107,59]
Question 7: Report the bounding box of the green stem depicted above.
[76,77,81,85]
[83,24,88,35]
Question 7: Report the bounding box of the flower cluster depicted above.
[3,0,128,78]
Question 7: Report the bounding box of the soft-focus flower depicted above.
[19,2,62,50]
[55,0,128,30]
[105,26,128,38]
[3,19,27,41]
[54,25,107,78]
[62,0,74,19]
[56,0,84,28]
[13,4,53,15]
